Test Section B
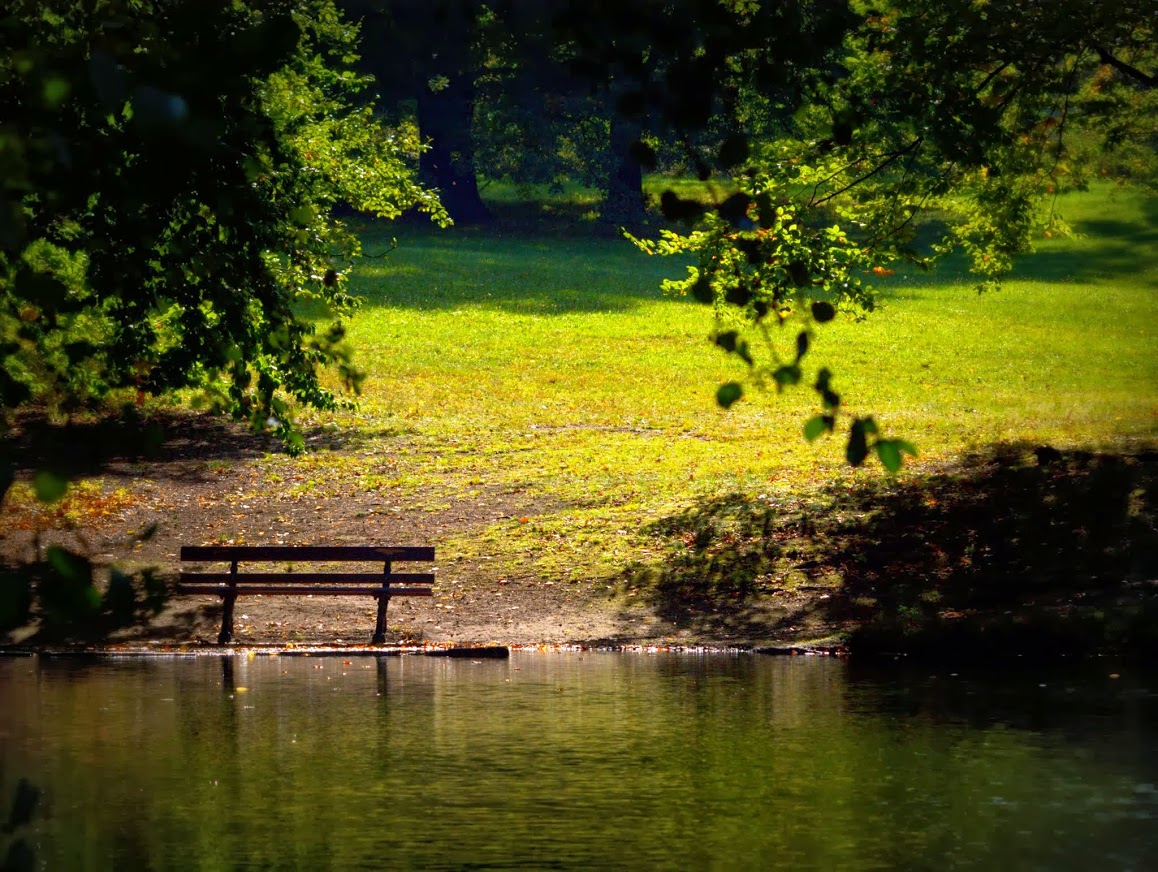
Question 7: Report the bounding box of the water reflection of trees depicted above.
[3,656,1157,869]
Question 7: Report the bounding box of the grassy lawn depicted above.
[302,183,1154,587]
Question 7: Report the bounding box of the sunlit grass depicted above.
[301,183,1156,582]
[475,174,738,221]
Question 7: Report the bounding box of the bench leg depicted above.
[218,593,236,645]
[218,559,238,645]
[372,594,390,645]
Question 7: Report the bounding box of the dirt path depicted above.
[14,414,1145,656]
[2,414,830,648]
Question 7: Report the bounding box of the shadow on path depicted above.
[630,442,1158,658]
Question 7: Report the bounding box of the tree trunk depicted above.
[601,93,646,225]
[415,1,491,225]
[417,77,491,225]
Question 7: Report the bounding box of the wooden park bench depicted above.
[177,545,435,645]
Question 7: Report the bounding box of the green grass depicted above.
[291,182,1156,590]
[473,174,739,224]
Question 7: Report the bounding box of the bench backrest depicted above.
[181,546,434,562]
[179,546,436,595]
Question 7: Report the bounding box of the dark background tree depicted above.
[347,0,493,224]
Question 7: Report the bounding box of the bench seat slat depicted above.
[174,585,434,597]
[179,572,435,584]
[180,545,434,562]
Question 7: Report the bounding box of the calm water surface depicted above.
[1,653,1156,870]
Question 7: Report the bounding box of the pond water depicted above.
[2,653,1157,871]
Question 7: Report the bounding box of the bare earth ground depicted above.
[2,415,833,649]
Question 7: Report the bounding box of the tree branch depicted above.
[1090,43,1157,89]
[810,138,924,207]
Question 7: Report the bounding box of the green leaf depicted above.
[42,77,70,108]
[812,367,841,410]
[803,415,832,442]
[724,282,751,307]
[875,440,902,472]
[717,133,749,169]
[45,545,89,582]
[714,331,739,353]
[875,439,918,472]
[811,301,836,322]
[690,277,714,304]
[846,418,870,466]
[40,547,100,620]
[284,430,306,455]
[735,340,753,366]
[716,382,743,409]
[795,331,809,361]
[772,365,802,389]
[33,470,68,504]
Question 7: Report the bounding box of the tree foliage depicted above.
[1,0,447,636]
[0,0,443,457]
[627,0,1155,468]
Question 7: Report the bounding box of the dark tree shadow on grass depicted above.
[3,409,404,483]
[0,555,198,647]
[346,206,690,317]
[1011,216,1158,285]
[827,444,1158,659]
[847,194,1158,302]
[630,443,1158,658]
[4,409,270,479]
[624,492,841,643]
